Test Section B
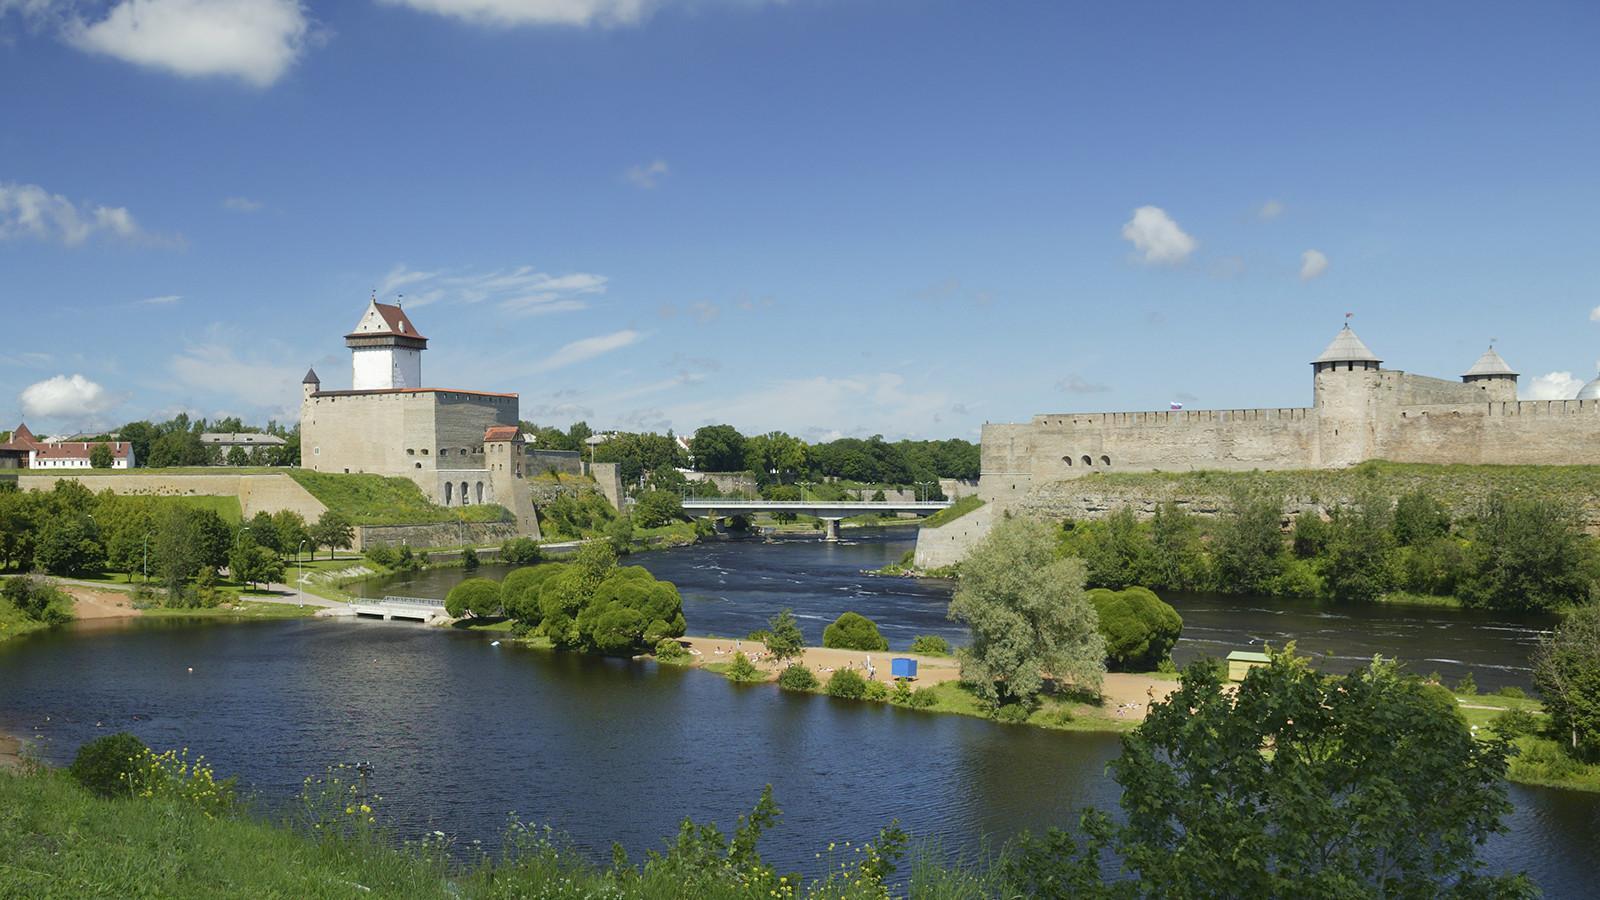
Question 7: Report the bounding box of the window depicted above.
[407,448,415,455]
[1082,455,1093,466]
[460,481,470,504]
[415,462,422,469]
[1062,456,1073,466]
[475,482,484,504]
[1100,455,1111,466]
[444,482,453,505]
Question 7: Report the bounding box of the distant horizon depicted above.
[4,1,1598,439]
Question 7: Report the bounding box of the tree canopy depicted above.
[948,516,1105,705]
[1533,605,1600,761]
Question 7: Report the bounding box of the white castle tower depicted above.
[346,298,426,390]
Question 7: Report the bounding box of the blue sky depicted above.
[2,0,1598,441]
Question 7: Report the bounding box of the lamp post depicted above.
[296,540,308,607]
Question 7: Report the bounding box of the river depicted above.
[0,530,1593,894]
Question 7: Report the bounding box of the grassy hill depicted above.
[285,470,510,525]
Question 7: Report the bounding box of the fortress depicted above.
[300,300,538,532]
[918,324,1600,567]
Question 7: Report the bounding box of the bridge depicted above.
[677,499,952,541]
[349,595,448,623]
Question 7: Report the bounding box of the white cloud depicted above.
[379,0,657,28]
[20,373,118,419]
[1300,249,1329,281]
[1121,206,1196,265]
[1057,374,1109,394]
[377,263,607,316]
[623,159,669,189]
[532,329,642,373]
[688,300,719,323]
[0,181,164,246]
[1258,199,1284,220]
[1588,305,1600,323]
[168,331,304,414]
[223,195,263,212]
[137,294,182,306]
[1523,371,1585,400]
[67,0,310,88]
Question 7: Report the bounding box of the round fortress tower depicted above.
[1461,347,1518,403]
[1312,323,1383,467]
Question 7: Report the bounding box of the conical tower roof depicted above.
[302,367,321,384]
[1463,347,1517,378]
[1313,324,1382,365]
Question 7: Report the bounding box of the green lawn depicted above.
[286,470,511,525]
[0,600,53,645]
[172,494,243,524]
[140,601,319,621]
[919,495,983,529]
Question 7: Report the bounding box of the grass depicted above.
[1074,460,1600,511]
[140,601,319,621]
[172,494,244,524]
[0,599,53,645]
[919,495,983,529]
[286,470,511,526]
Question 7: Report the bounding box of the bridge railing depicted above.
[377,595,446,607]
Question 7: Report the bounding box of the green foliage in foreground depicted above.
[68,732,148,798]
[821,611,888,651]
[777,663,818,691]
[1086,587,1182,672]
[1,574,73,626]
[1533,604,1600,762]
[287,470,511,526]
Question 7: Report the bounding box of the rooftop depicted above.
[1463,346,1518,378]
[201,433,287,446]
[1313,324,1382,365]
[345,300,427,342]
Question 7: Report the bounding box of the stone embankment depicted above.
[16,472,326,520]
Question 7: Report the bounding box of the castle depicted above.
[300,300,538,532]
[917,324,1600,567]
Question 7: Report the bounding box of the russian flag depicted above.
[1170,401,1184,410]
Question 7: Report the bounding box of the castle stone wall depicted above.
[16,472,326,521]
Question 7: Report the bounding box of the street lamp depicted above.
[296,540,308,607]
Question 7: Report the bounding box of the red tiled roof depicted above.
[344,301,426,341]
[31,441,131,460]
[0,423,43,452]
[484,426,521,442]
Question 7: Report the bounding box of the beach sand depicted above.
[63,584,141,620]
[679,636,1178,722]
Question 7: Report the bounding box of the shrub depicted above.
[633,490,685,529]
[890,678,914,705]
[1454,672,1478,696]
[1490,707,1540,740]
[364,545,397,567]
[445,578,502,619]
[1496,686,1527,700]
[777,663,818,692]
[499,565,563,625]
[826,667,868,699]
[746,629,772,643]
[1,574,73,624]
[500,536,542,565]
[908,686,939,709]
[764,609,805,662]
[909,634,950,656]
[724,651,763,683]
[69,732,148,798]
[993,703,1031,724]
[822,612,888,651]
[1039,706,1075,728]
[864,680,890,701]
[1086,586,1183,671]
[461,547,479,569]
[654,637,690,663]
[1268,557,1323,600]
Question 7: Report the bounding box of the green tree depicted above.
[539,542,619,647]
[1212,491,1285,593]
[0,488,39,571]
[1069,509,1149,589]
[226,446,249,467]
[1462,495,1592,611]
[745,431,807,480]
[89,443,114,469]
[310,511,355,560]
[690,424,747,472]
[1087,587,1183,671]
[1146,501,1208,590]
[1,574,73,624]
[1050,652,1530,898]
[445,577,502,619]
[499,564,563,625]
[1394,488,1451,546]
[822,611,889,651]
[947,517,1106,705]
[34,515,105,577]
[228,543,284,590]
[605,514,635,555]
[247,511,282,555]
[576,566,685,653]
[499,536,541,564]
[271,510,311,560]
[1532,605,1600,761]
[1319,496,1394,603]
[764,608,805,661]
[633,490,685,529]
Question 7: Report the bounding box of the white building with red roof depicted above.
[0,422,135,469]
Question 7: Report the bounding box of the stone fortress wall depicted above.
[921,326,1600,566]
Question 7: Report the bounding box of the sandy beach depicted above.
[678,636,1178,722]
[63,584,142,620]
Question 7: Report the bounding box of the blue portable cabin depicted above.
[891,657,918,679]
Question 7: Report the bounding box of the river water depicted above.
[0,530,1594,894]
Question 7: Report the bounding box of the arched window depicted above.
[460,481,470,504]
[1062,456,1073,466]
[475,482,484,504]
[444,482,453,505]
[1082,455,1093,466]
[1100,455,1111,466]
